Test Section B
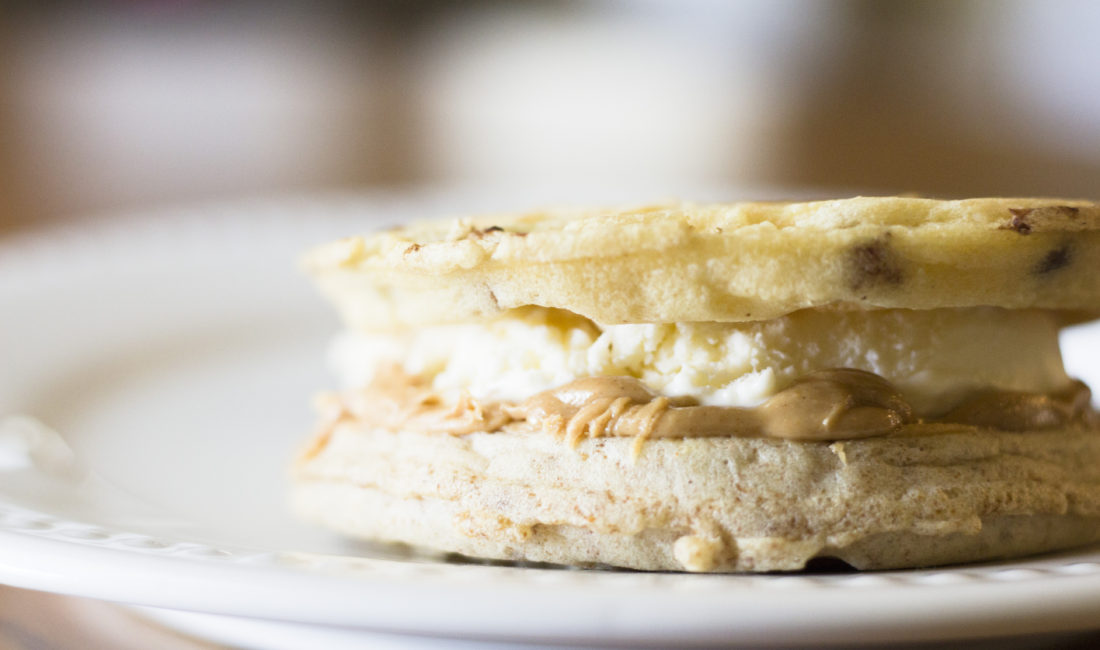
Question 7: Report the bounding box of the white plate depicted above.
[3,195,1100,648]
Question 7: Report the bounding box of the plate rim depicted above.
[3,502,1100,645]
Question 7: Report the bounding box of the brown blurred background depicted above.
[1,0,1099,233]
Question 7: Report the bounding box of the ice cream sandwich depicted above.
[292,197,1100,571]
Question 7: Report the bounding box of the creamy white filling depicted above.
[330,307,1072,416]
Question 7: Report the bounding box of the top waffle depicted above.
[302,196,1100,329]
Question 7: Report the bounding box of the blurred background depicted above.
[1,0,1099,232]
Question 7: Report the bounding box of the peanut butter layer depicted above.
[304,368,1097,458]
[517,370,914,445]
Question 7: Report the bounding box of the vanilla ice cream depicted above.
[330,306,1071,416]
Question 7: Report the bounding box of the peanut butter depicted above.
[517,369,913,444]
[331,366,1096,444]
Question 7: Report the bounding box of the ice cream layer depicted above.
[330,307,1072,416]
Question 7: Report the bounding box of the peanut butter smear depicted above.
[325,366,1097,446]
